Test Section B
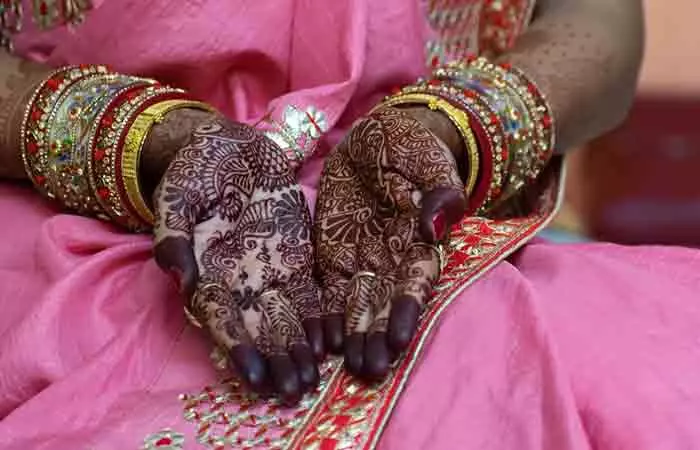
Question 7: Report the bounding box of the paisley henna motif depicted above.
[314,107,466,377]
[154,118,320,397]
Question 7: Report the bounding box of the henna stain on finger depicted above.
[154,118,319,364]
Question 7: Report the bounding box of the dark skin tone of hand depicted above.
[0,0,644,395]
[316,0,645,381]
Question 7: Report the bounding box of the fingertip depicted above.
[388,296,421,353]
[323,314,345,354]
[229,345,269,393]
[419,188,467,243]
[303,318,325,361]
[290,344,320,391]
[269,355,302,405]
[363,333,391,380]
[154,236,199,298]
[344,333,365,376]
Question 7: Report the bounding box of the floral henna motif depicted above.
[315,107,464,361]
[286,271,321,320]
[256,291,307,354]
[154,117,320,377]
[275,189,311,241]
[344,274,395,335]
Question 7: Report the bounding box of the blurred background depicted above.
[548,0,700,246]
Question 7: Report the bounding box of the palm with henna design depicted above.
[314,107,467,380]
[153,118,322,403]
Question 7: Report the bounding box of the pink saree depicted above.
[2,1,700,449]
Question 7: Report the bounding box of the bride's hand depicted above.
[153,117,322,403]
[314,107,467,380]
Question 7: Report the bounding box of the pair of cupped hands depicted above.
[152,105,468,404]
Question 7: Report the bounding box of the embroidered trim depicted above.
[0,0,23,51]
[258,104,329,170]
[142,429,186,450]
[478,0,536,56]
[423,0,537,65]
[144,159,564,449]
[0,0,92,51]
[292,160,565,450]
[32,0,90,30]
[179,359,342,449]
[424,0,482,66]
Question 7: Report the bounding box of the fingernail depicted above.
[168,268,184,294]
[432,210,446,240]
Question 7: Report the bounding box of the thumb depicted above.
[154,236,199,300]
[418,187,467,244]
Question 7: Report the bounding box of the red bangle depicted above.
[21,66,107,210]
[89,85,190,230]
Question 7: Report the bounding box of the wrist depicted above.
[139,108,215,203]
[399,105,470,182]
[0,63,53,180]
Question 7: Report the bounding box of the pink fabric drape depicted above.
[2,0,700,448]
[3,181,700,449]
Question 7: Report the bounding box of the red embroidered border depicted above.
[287,161,564,450]
[479,0,537,55]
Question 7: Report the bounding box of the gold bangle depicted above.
[121,99,216,226]
[377,93,480,197]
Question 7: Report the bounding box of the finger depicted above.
[323,314,345,354]
[418,187,467,244]
[343,272,375,375]
[192,283,271,392]
[154,236,199,299]
[386,295,421,354]
[290,343,320,391]
[388,243,440,353]
[344,333,365,376]
[363,332,391,380]
[344,273,395,378]
[251,290,309,401]
[286,273,324,359]
[229,344,269,393]
[152,167,207,300]
[319,274,350,353]
[268,354,302,405]
[303,318,325,360]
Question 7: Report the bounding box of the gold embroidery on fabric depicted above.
[0,0,23,51]
[142,161,565,449]
[142,429,186,450]
[299,163,565,450]
[32,0,90,30]
[423,0,537,65]
[478,0,536,56]
[259,104,329,169]
[178,359,342,449]
[0,0,91,51]
[424,0,482,66]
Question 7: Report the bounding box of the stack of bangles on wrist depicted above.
[377,56,555,216]
[20,65,215,231]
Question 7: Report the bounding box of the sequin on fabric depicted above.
[144,161,564,450]
[424,0,536,65]
[260,104,329,169]
[142,429,186,450]
[0,0,91,51]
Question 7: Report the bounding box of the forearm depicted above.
[0,53,52,179]
[0,54,210,202]
[502,0,644,151]
[140,108,212,203]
